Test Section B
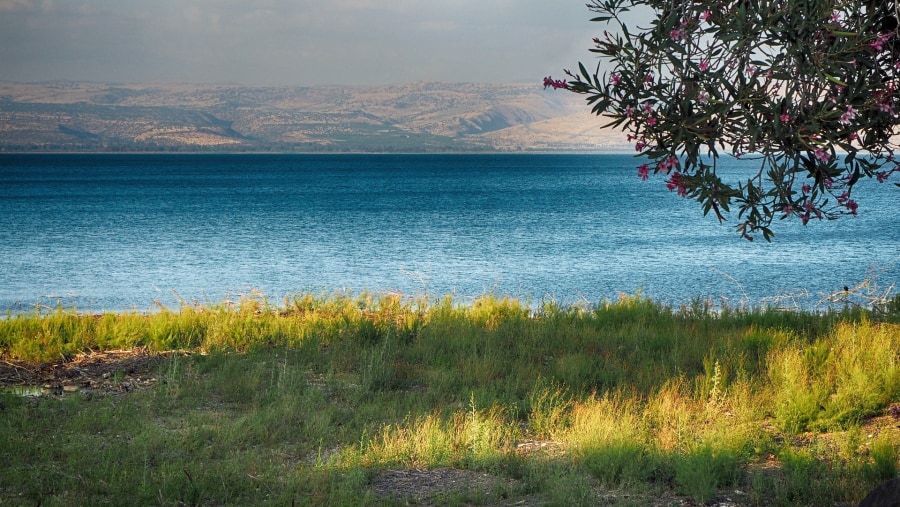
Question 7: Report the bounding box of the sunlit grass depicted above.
[0,293,898,505]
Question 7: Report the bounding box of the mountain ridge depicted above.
[0,81,630,153]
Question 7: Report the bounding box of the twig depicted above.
[819,261,898,315]
[709,267,750,308]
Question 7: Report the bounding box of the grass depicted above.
[1,292,899,505]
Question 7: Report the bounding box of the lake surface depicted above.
[1,153,897,313]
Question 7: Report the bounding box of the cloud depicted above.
[0,0,33,12]
[0,0,603,85]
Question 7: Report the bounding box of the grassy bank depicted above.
[1,293,899,506]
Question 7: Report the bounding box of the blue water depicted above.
[1,153,897,313]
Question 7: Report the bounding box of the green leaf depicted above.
[579,62,591,83]
[824,74,847,87]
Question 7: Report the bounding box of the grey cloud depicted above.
[0,0,604,85]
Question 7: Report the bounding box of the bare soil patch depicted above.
[0,348,183,396]
[367,466,750,506]
[369,467,539,506]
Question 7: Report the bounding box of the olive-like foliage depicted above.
[549,0,900,240]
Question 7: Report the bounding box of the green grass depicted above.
[1,292,898,505]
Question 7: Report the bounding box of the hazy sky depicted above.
[0,0,602,86]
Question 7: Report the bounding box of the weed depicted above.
[525,377,572,439]
[866,432,900,482]
[0,293,896,505]
[672,443,742,504]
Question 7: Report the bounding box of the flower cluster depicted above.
[637,163,650,180]
[871,32,893,51]
[542,77,568,90]
[837,192,859,215]
[657,156,678,173]
[665,172,687,197]
[876,166,899,183]
[839,106,857,125]
[814,147,831,163]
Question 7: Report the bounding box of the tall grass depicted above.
[1,293,898,505]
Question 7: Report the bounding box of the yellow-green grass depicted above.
[0,293,898,506]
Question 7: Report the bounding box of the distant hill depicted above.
[0,81,630,153]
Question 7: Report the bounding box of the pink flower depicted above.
[699,60,710,72]
[802,184,812,194]
[642,102,653,114]
[670,29,685,41]
[782,205,793,216]
[871,33,891,51]
[646,116,657,126]
[610,73,622,86]
[624,106,635,116]
[814,147,830,162]
[666,171,688,197]
[658,156,678,173]
[780,113,790,123]
[645,74,654,84]
[831,12,840,22]
[700,10,712,22]
[839,105,857,125]
[697,91,709,104]
[637,164,650,180]
[745,65,757,76]
[845,199,858,215]
[665,156,678,170]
